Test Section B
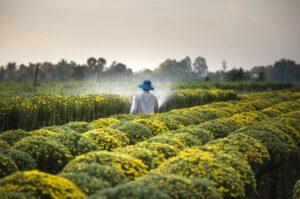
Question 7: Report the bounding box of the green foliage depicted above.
[62,163,127,186]
[293,179,300,199]
[0,153,17,178]
[63,121,91,133]
[149,114,183,130]
[157,147,246,198]
[137,142,179,159]
[168,132,201,147]
[82,128,129,151]
[159,89,237,112]
[147,135,186,149]
[261,107,283,117]
[111,121,153,144]
[0,93,130,132]
[90,181,171,199]
[0,190,32,199]
[60,172,110,195]
[197,122,231,138]
[234,124,297,165]
[14,136,72,173]
[90,118,120,129]
[116,145,164,169]
[133,118,169,135]
[50,131,97,156]
[0,139,10,149]
[30,129,57,137]
[0,170,85,199]
[205,133,270,173]
[164,113,195,126]
[66,151,147,180]
[111,114,135,121]
[0,130,31,146]
[172,125,214,144]
[43,125,77,134]
[0,148,37,171]
[265,118,300,145]
[137,173,222,199]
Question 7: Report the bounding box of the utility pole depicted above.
[32,64,39,92]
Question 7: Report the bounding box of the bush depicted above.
[261,107,283,117]
[137,142,179,159]
[169,133,201,147]
[111,114,135,121]
[234,125,297,165]
[82,128,129,151]
[29,129,57,137]
[50,131,98,156]
[230,111,267,125]
[147,135,185,150]
[293,179,300,199]
[0,153,17,178]
[165,113,195,126]
[137,173,222,199]
[169,109,205,124]
[62,163,127,186]
[157,147,246,198]
[200,147,256,195]
[211,118,243,132]
[133,119,169,135]
[205,133,270,173]
[0,139,10,149]
[173,126,214,144]
[286,111,300,120]
[43,125,77,134]
[66,151,147,180]
[60,172,110,195]
[90,118,120,129]
[90,181,170,199]
[0,189,32,199]
[0,148,37,170]
[265,118,300,145]
[150,115,183,130]
[63,121,91,133]
[116,146,164,169]
[14,136,72,173]
[111,121,153,144]
[197,122,231,138]
[0,130,31,146]
[0,170,85,198]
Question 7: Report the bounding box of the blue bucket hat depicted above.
[138,80,154,90]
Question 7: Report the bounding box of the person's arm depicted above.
[154,97,159,113]
[130,95,138,115]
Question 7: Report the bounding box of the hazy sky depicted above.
[1,0,300,71]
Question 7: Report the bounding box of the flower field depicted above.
[0,89,237,132]
[0,90,300,198]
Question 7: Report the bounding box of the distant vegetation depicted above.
[0,56,299,84]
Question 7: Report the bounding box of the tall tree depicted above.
[193,57,208,79]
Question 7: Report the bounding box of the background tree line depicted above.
[0,57,299,83]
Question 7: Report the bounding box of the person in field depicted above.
[130,80,159,115]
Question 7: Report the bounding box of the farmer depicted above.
[130,80,159,115]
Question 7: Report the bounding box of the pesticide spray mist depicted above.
[74,78,173,108]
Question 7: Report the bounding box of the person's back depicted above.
[130,80,158,115]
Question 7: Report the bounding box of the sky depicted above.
[0,0,300,72]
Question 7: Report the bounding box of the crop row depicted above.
[80,100,300,199]
[0,89,237,132]
[0,91,299,198]
[174,81,294,91]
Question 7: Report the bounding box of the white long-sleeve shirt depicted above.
[130,91,159,115]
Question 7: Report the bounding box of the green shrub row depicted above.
[0,91,298,198]
[0,89,238,132]
[89,99,300,198]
